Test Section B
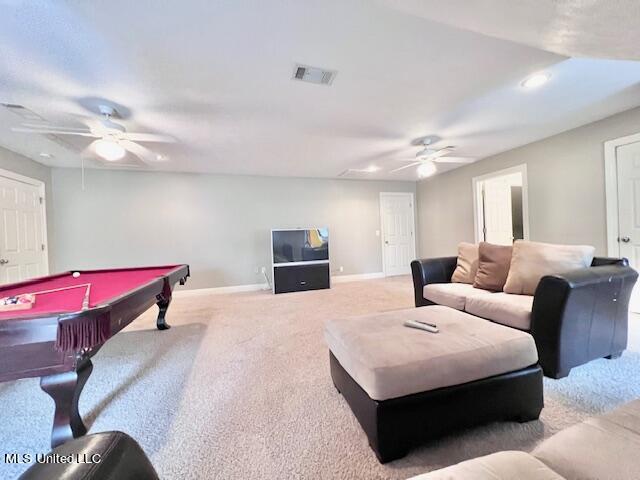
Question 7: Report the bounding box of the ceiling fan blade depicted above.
[427,147,455,159]
[18,122,92,131]
[391,157,425,162]
[81,140,99,157]
[416,146,454,158]
[120,140,158,164]
[432,157,476,164]
[390,161,422,173]
[12,126,98,138]
[123,132,176,143]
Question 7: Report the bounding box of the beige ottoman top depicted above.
[325,305,538,401]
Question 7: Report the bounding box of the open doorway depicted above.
[473,165,529,245]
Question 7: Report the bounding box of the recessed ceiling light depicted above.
[156,154,168,161]
[365,165,380,173]
[94,139,126,161]
[521,73,550,89]
[39,152,53,159]
[417,161,437,178]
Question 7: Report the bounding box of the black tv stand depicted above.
[273,261,330,294]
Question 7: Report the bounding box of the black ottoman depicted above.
[325,305,543,463]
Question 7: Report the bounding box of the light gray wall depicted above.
[0,146,54,270]
[417,106,640,258]
[51,168,415,289]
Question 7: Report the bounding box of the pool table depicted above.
[0,264,189,448]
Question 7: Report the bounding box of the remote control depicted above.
[415,319,437,328]
[404,320,439,333]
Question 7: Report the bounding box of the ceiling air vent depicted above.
[292,64,336,85]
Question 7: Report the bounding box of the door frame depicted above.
[379,192,417,276]
[0,168,49,275]
[604,132,640,257]
[472,164,530,243]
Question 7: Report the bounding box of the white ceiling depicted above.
[380,0,640,61]
[1,0,640,180]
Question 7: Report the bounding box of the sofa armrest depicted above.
[592,256,629,267]
[531,264,638,378]
[410,257,457,307]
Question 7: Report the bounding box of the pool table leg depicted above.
[40,357,93,448]
[156,295,172,330]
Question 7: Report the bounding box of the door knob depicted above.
[0,259,8,265]
[620,236,631,243]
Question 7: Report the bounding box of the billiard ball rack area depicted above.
[0,282,93,312]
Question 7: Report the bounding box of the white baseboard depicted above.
[175,283,269,297]
[331,272,385,283]
[175,271,386,296]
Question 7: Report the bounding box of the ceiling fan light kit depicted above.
[387,136,475,177]
[94,139,126,161]
[417,161,437,178]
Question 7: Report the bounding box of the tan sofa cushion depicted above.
[451,242,479,284]
[474,242,512,291]
[408,451,564,480]
[423,283,492,311]
[503,240,595,295]
[324,305,538,401]
[533,399,640,480]
[465,293,534,331]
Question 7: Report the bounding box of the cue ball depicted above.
[72,272,80,278]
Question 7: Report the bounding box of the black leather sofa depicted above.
[411,256,638,378]
[19,431,158,480]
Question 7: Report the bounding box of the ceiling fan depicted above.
[11,105,176,165]
[390,139,475,177]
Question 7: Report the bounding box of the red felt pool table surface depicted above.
[0,264,190,449]
[0,266,181,320]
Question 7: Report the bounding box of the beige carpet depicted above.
[2,276,640,479]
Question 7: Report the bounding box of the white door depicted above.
[617,140,640,313]
[380,193,416,276]
[482,176,514,245]
[0,175,47,284]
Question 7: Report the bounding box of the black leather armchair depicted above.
[19,431,158,480]
[411,256,638,379]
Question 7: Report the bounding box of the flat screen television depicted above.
[272,228,329,264]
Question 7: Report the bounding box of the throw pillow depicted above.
[503,240,595,295]
[451,242,479,284]
[473,242,513,291]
